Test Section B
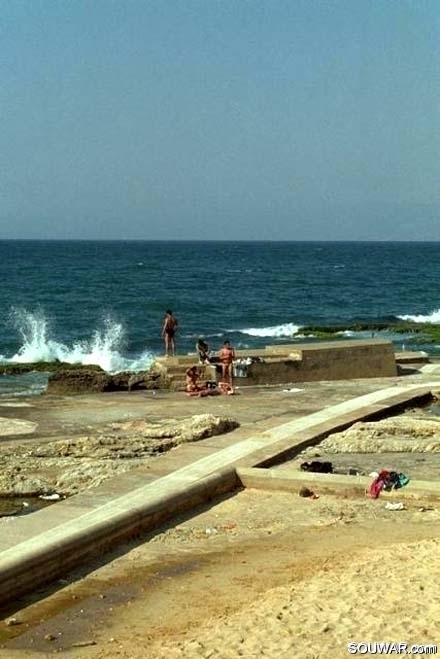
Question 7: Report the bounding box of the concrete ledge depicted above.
[0,468,238,606]
[395,351,430,364]
[236,467,440,500]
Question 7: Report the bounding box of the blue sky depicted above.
[1,0,439,240]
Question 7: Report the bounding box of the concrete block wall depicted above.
[155,339,398,388]
[243,339,397,385]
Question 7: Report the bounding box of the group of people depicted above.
[187,338,236,396]
[160,310,236,397]
[185,363,234,397]
[196,337,235,379]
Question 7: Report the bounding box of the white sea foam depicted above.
[337,330,379,338]
[398,309,440,324]
[5,309,154,373]
[239,323,300,338]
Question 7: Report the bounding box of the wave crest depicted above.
[6,308,153,373]
[239,323,300,338]
[398,308,440,324]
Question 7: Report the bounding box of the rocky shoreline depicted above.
[2,317,439,395]
[2,362,171,394]
[46,367,171,394]
[1,367,440,517]
[3,402,440,515]
[0,414,238,511]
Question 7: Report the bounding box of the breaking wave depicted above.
[398,308,440,324]
[239,323,300,338]
[4,308,154,373]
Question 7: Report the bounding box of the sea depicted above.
[1,240,440,397]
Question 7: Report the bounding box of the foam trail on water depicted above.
[399,308,440,324]
[6,309,154,373]
[239,323,300,338]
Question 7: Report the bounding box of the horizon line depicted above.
[0,238,439,244]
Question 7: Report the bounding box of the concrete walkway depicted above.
[1,368,440,606]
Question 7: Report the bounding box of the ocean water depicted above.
[1,240,440,395]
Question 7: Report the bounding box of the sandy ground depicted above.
[1,372,440,658]
[1,486,440,659]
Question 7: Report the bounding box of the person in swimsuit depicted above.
[219,339,235,386]
[162,310,178,356]
[185,366,218,397]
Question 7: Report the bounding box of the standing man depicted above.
[162,309,178,356]
[219,339,235,386]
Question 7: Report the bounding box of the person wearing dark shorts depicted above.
[162,310,178,356]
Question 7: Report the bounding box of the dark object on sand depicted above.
[299,486,314,498]
[300,460,333,474]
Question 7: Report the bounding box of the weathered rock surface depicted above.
[46,368,171,394]
[314,416,440,454]
[47,370,112,394]
[0,417,38,436]
[0,414,239,497]
[127,370,172,390]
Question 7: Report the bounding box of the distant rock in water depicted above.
[1,361,103,375]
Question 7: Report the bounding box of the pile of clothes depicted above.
[298,461,411,502]
[300,460,333,473]
[368,470,410,499]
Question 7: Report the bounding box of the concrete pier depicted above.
[159,339,399,390]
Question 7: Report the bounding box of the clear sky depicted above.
[1,0,439,241]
